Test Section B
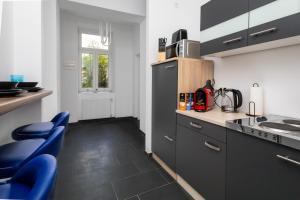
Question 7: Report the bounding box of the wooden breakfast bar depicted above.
[0,90,52,116]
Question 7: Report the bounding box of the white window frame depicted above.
[79,29,112,93]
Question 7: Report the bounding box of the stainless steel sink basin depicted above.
[259,122,300,133]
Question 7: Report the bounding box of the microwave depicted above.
[166,39,200,59]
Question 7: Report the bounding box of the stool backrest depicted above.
[30,126,65,159]
[10,154,57,200]
[51,112,70,129]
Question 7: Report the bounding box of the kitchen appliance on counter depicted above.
[194,80,215,112]
[215,88,243,113]
[172,29,187,43]
[158,38,167,62]
[166,39,201,59]
[226,115,300,150]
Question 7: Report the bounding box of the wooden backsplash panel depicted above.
[178,58,214,95]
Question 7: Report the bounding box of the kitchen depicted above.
[0,0,300,200]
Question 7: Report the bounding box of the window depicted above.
[81,33,109,50]
[80,32,111,92]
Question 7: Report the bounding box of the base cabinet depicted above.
[152,59,214,171]
[176,116,226,200]
[227,129,300,200]
[152,61,178,170]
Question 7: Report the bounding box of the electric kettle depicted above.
[216,88,243,113]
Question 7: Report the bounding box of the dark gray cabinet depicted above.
[249,0,276,10]
[200,30,248,57]
[200,0,300,56]
[176,115,226,200]
[152,61,178,170]
[248,13,300,46]
[200,0,249,31]
[227,129,300,200]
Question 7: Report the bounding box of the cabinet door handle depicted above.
[249,27,277,37]
[205,141,221,152]
[190,122,202,129]
[165,65,176,69]
[222,37,243,44]
[276,155,300,166]
[164,136,174,142]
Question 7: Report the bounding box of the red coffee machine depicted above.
[194,80,215,112]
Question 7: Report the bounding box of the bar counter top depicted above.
[0,90,52,116]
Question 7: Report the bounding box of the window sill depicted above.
[79,90,113,94]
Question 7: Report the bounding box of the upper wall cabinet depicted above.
[249,0,276,10]
[200,0,249,56]
[200,0,300,57]
[248,0,300,46]
[200,0,249,31]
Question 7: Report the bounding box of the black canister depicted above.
[158,38,167,52]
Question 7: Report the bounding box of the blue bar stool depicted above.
[0,154,57,200]
[12,112,70,140]
[0,126,65,179]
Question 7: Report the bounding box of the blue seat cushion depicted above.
[22,122,54,134]
[0,182,30,199]
[0,139,45,178]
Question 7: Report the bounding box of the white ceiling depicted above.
[59,0,145,24]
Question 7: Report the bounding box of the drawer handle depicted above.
[165,65,176,69]
[249,27,277,37]
[164,136,174,142]
[222,36,243,44]
[190,122,202,129]
[276,155,300,166]
[205,141,221,152]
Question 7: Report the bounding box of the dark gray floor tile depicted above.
[116,146,146,164]
[93,162,141,182]
[133,157,161,173]
[139,183,193,200]
[126,196,139,200]
[55,182,117,200]
[54,118,159,200]
[156,168,175,183]
[113,170,167,200]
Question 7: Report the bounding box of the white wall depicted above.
[67,0,146,17]
[42,0,61,121]
[144,0,204,152]
[60,11,140,122]
[0,0,3,35]
[0,1,14,80]
[0,1,59,144]
[12,1,42,83]
[139,19,146,132]
[132,24,140,119]
[113,23,136,118]
[0,1,43,144]
[213,44,300,118]
[0,102,42,145]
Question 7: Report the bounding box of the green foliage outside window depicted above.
[81,54,93,88]
[98,55,109,88]
[81,53,109,89]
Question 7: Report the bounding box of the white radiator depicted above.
[80,93,114,120]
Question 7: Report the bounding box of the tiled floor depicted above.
[54,118,193,200]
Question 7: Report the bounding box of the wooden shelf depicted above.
[0,90,52,116]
